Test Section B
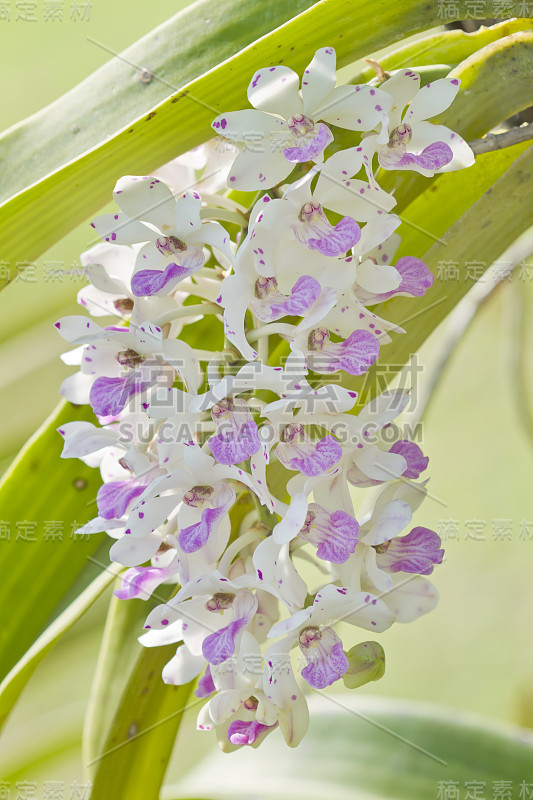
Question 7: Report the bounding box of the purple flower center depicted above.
[183,485,214,507]
[116,348,144,367]
[156,235,187,256]
[205,592,235,612]
[308,327,330,350]
[388,122,412,148]
[288,113,315,136]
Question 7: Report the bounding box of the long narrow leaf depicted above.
[0,563,120,731]
[0,0,510,283]
[89,644,194,800]
[165,695,533,800]
[351,144,533,402]
[349,17,532,83]
[0,401,102,680]
[0,0,319,208]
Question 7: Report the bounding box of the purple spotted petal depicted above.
[307,215,361,257]
[97,479,146,520]
[202,617,247,665]
[300,628,348,689]
[301,505,359,564]
[131,262,192,296]
[178,504,229,553]
[228,719,277,746]
[195,666,216,698]
[283,123,333,163]
[373,256,434,303]
[377,526,444,575]
[281,434,342,477]
[114,564,172,599]
[389,440,429,479]
[395,257,434,296]
[395,141,453,171]
[89,376,139,417]
[256,275,321,322]
[311,330,380,375]
[209,419,261,466]
[317,511,358,563]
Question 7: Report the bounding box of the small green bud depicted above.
[342,641,385,689]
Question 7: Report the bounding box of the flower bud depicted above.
[342,641,385,689]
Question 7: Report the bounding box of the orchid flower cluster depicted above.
[56,48,472,750]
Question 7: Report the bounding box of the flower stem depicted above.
[247,323,296,342]
[200,207,247,226]
[152,302,222,326]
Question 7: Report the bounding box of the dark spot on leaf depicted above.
[73,478,87,491]
[127,722,138,739]
[146,112,156,121]
[139,67,152,84]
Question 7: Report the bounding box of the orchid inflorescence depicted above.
[56,48,472,750]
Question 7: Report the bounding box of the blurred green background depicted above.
[0,1,532,790]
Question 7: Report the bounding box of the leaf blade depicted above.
[165,695,533,800]
[0,563,120,731]
[0,0,319,207]
[89,644,194,800]
[352,144,533,403]
[0,400,103,681]
[0,0,499,284]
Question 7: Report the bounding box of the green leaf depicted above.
[0,0,319,208]
[440,31,533,139]
[166,695,533,800]
[265,145,533,493]
[508,266,533,446]
[397,139,532,259]
[349,17,533,83]
[0,0,505,284]
[89,643,194,800]
[0,400,103,681]
[83,588,147,772]
[352,144,533,403]
[381,30,533,211]
[0,563,120,731]
[83,582,176,774]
